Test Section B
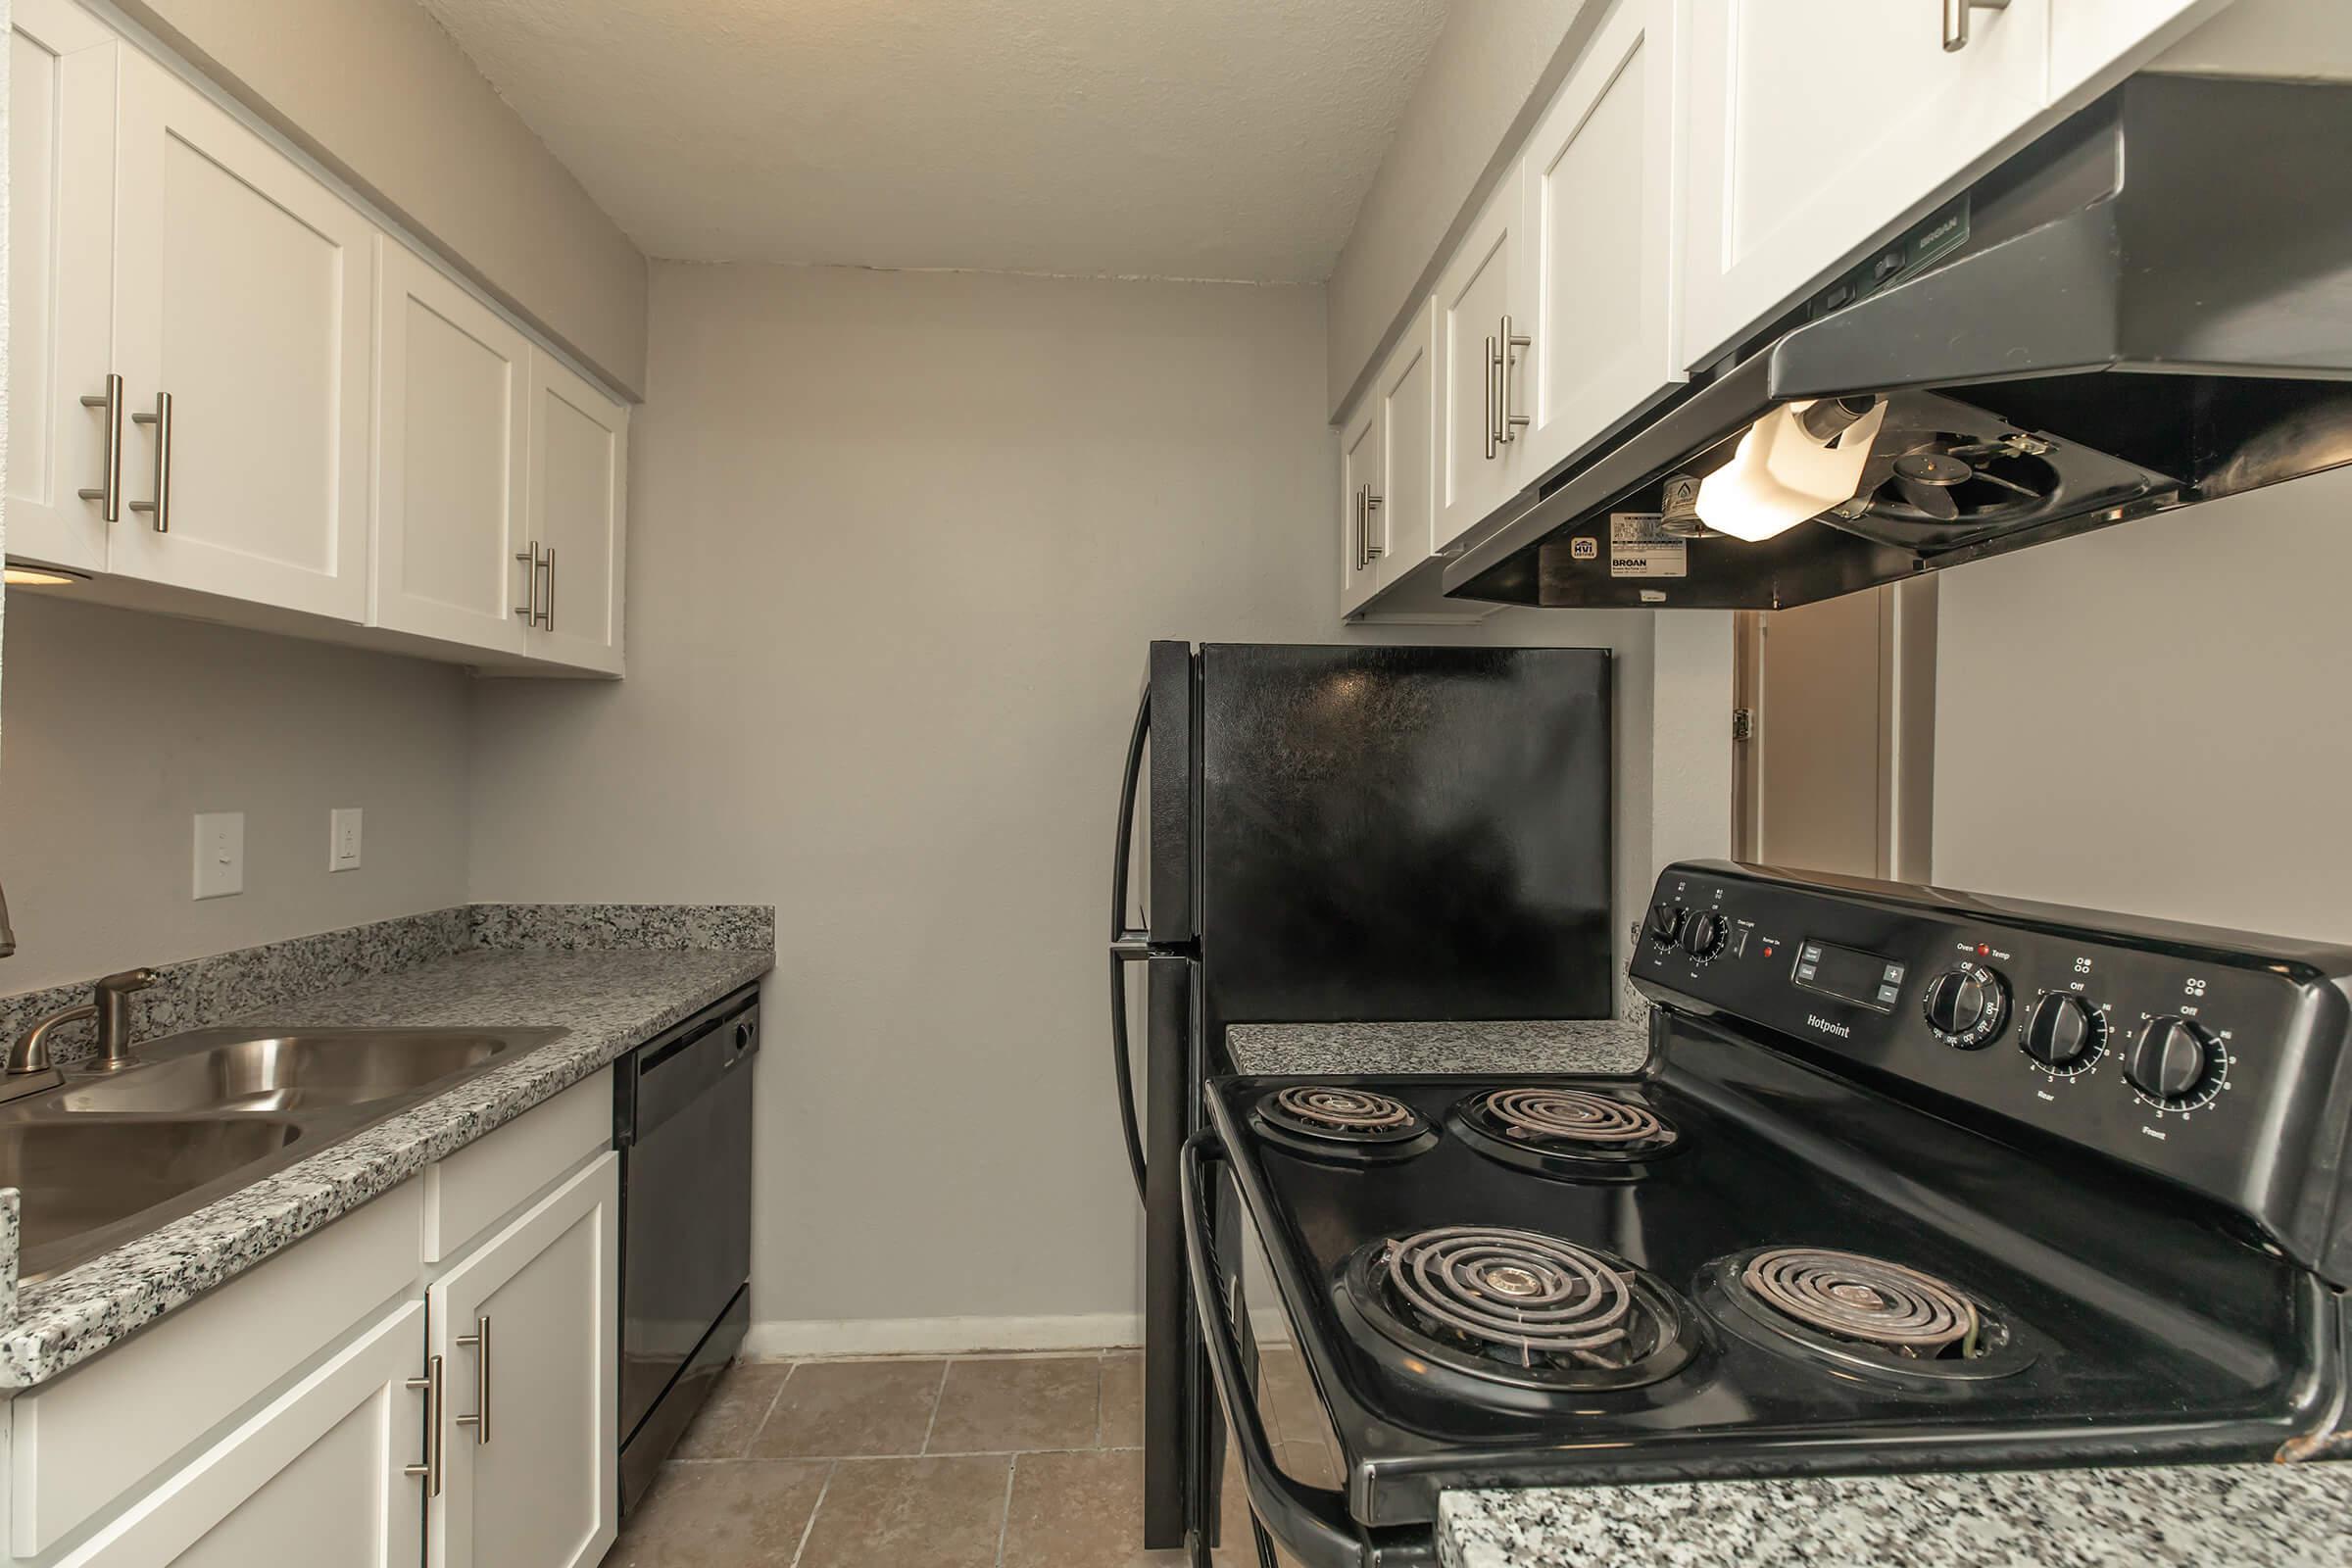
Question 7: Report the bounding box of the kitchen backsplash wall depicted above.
[0,596,472,992]
[1933,462,2352,944]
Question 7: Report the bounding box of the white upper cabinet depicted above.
[1373,300,1437,591]
[1340,397,1383,614]
[373,242,532,654]
[1513,0,1682,483]
[521,355,628,675]
[1676,0,2235,370]
[1433,183,1526,553]
[109,48,374,619]
[7,0,120,574]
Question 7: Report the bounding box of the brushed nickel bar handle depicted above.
[1352,486,1365,571]
[1501,317,1531,442]
[127,392,172,532]
[514,540,539,620]
[76,374,123,520]
[454,1314,490,1445]
[1942,0,2008,51]
[538,547,555,630]
[404,1353,445,1496]
[1483,334,1500,460]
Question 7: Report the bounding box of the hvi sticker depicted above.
[1570,537,1598,560]
[1609,513,1688,578]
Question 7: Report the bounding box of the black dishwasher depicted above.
[614,984,760,1513]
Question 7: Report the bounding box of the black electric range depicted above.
[1181,861,2352,1567]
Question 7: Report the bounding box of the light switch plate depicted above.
[329,808,363,872]
[193,812,244,900]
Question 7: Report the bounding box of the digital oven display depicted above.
[1789,940,1907,1013]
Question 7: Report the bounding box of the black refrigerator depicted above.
[1106,642,1616,1553]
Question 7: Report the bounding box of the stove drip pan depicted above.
[1697,1247,2039,1384]
[1338,1225,1699,1394]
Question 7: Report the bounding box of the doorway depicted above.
[1732,579,1937,882]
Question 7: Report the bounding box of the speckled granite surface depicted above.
[1225,1013,1653,1077]
[0,904,772,1069]
[0,939,771,1389]
[1437,1465,2352,1567]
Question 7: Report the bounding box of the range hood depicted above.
[1446,74,2352,612]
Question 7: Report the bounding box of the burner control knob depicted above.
[2126,1016,2220,1104]
[1647,904,1687,945]
[1924,964,2008,1049]
[2021,994,2102,1069]
[1680,910,1728,960]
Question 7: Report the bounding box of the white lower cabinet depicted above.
[62,1303,426,1567]
[427,1152,618,1568]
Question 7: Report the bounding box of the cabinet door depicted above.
[1516,0,1681,484]
[430,1152,618,1568]
[1374,300,1436,589]
[1433,185,1525,553]
[7,0,119,573]
[63,1301,425,1567]
[524,354,628,673]
[1677,0,2049,368]
[374,243,532,653]
[1339,400,1382,615]
[110,49,374,618]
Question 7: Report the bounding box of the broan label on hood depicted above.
[1608,513,1688,578]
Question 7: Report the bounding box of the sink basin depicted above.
[0,1023,566,1282]
[53,1029,531,1115]
[6,1117,302,1279]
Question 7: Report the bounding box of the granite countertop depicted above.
[1439,1464,2352,1568]
[0,945,770,1389]
[1226,1013,1652,1077]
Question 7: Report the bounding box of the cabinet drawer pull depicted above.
[404,1353,445,1495]
[1941,0,2008,51]
[454,1314,491,1445]
[128,391,172,532]
[514,540,539,620]
[1484,334,1501,459]
[76,374,123,521]
[1500,316,1531,443]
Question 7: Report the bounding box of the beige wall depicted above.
[1325,0,1601,416]
[113,0,649,395]
[1934,466,2352,944]
[0,596,471,991]
[466,262,1660,1336]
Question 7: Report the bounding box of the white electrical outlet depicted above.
[329,808,364,872]
[193,812,245,900]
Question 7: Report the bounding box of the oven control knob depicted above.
[2126,1016,2219,1104]
[1923,964,2007,1049]
[2021,993,2103,1069]
[1680,910,1728,960]
[1647,904,1687,945]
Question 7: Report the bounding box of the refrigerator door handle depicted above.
[1108,686,1152,1202]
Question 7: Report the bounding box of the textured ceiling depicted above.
[416,0,1451,281]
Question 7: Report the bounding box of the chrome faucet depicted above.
[8,969,163,1087]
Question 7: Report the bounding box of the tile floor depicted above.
[606,1347,1337,1567]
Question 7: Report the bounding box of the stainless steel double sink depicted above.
[0,1025,565,1284]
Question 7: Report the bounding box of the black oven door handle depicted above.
[1180,1132,1375,1568]
[1107,686,1152,1202]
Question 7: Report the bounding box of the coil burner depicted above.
[1251,1086,1436,1163]
[1448,1087,1681,1181]
[1339,1225,1697,1394]
[1697,1247,2037,1384]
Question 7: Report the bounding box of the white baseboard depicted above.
[744,1308,1295,1360]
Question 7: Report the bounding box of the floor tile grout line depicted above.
[993,1450,1019,1568]
[738,1359,798,1458]
[786,1457,837,1568]
[1093,1348,1106,1448]
[918,1356,953,1455]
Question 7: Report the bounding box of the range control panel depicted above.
[1634,861,2352,1261]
